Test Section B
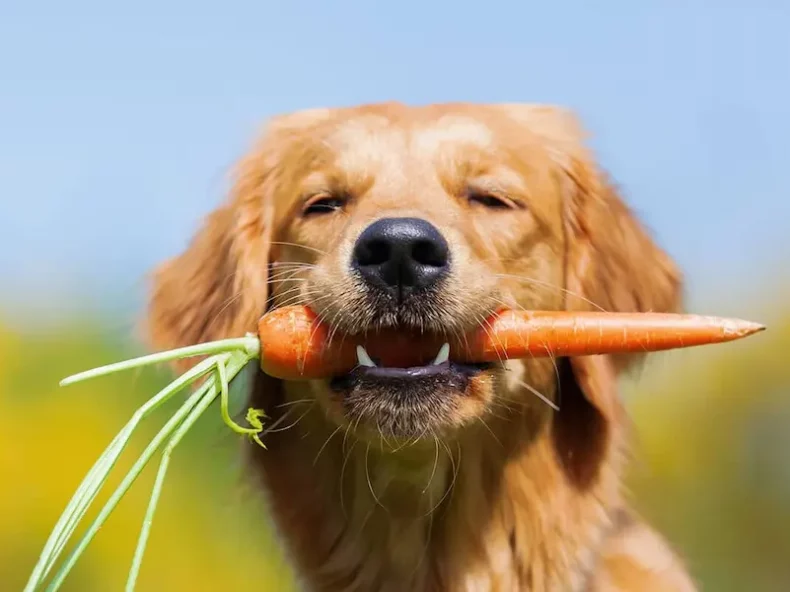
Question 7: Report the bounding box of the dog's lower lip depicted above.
[356,361,454,379]
[329,360,492,391]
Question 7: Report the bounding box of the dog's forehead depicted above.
[266,103,575,228]
[269,102,580,154]
[323,111,496,165]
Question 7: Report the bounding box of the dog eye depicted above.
[467,190,516,210]
[303,193,347,216]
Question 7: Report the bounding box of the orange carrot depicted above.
[257,306,765,380]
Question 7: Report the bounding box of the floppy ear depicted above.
[145,142,278,371]
[559,143,683,488]
[562,149,683,347]
[495,103,683,325]
[498,104,684,487]
[145,106,334,373]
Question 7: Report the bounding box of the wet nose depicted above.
[351,217,450,301]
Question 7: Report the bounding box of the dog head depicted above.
[147,102,681,487]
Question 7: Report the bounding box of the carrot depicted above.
[257,306,765,380]
[35,305,763,589]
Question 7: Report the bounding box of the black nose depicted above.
[351,217,450,301]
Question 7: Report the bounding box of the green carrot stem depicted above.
[59,335,259,387]
[124,348,256,589]
[44,378,213,592]
[26,335,263,592]
[125,357,233,589]
[24,356,219,592]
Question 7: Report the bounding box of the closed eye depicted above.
[302,193,348,216]
[467,189,519,210]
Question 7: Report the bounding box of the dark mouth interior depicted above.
[329,360,492,391]
[357,360,489,379]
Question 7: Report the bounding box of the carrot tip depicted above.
[727,319,766,338]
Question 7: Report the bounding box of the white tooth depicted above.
[432,343,450,366]
[356,345,377,367]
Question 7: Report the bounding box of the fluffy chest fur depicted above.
[246,370,635,592]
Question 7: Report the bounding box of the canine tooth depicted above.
[432,343,450,366]
[356,345,377,367]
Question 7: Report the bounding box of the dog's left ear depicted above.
[559,139,682,488]
[552,108,683,412]
[495,104,683,334]
[497,104,684,487]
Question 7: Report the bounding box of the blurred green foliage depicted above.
[623,308,790,591]
[2,308,788,590]
[0,323,295,591]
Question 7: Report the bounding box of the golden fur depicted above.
[146,102,697,591]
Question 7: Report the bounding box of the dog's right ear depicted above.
[145,192,273,371]
[145,108,334,371]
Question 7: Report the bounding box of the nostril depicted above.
[351,217,451,297]
[412,239,448,268]
[357,239,391,267]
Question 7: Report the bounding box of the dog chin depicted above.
[327,361,492,441]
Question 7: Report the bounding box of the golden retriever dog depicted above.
[146,102,697,591]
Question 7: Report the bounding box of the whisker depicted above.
[480,402,512,422]
[267,269,315,282]
[338,439,355,519]
[473,311,507,368]
[264,402,315,433]
[274,290,334,308]
[276,398,314,408]
[259,406,302,435]
[365,443,388,512]
[488,391,527,409]
[323,299,354,355]
[339,417,363,518]
[269,261,317,269]
[269,284,311,299]
[376,418,394,451]
[270,241,328,256]
[203,292,244,337]
[306,300,345,373]
[487,295,565,382]
[268,269,312,282]
[422,434,440,495]
[477,417,503,448]
[493,273,606,312]
[270,290,329,311]
[272,286,320,308]
[514,378,559,411]
[313,424,343,466]
[412,437,437,577]
[423,439,457,517]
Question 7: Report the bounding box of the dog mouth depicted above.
[331,342,491,385]
[329,339,492,415]
[326,340,494,440]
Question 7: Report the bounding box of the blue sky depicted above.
[1,0,787,322]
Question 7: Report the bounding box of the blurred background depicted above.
[1,1,788,590]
